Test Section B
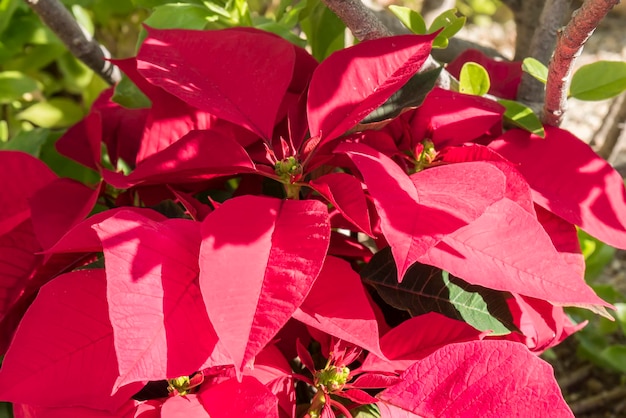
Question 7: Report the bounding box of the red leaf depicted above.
[307,34,435,143]
[14,403,136,418]
[30,179,100,249]
[160,395,209,418]
[199,196,330,372]
[361,312,482,373]
[0,221,41,324]
[341,388,378,404]
[418,198,611,313]
[0,151,56,236]
[408,88,504,148]
[55,111,103,172]
[45,207,166,256]
[0,270,141,410]
[439,144,535,214]
[92,211,219,389]
[200,376,279,418]
[246,345,295,418]
[309,172,373,236]
[489,127,626,249]
[338,143,506,278]
[378,340,573,417]
[293,256,384,358]
[137,27,295,140]
[103,129,256,189]
[446,49,523,99]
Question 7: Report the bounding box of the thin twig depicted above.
[542,0,620,126]
[569,385,626,415]
[516,0,570,105]
[556,364,592,390]
[596,92,626,160]
[320,0,457,90]
[24,0,120,85]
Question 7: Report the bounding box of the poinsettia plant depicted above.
[1,15,626,418]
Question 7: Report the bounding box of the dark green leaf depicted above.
[570,61,626,101]
[300,0,345,61]
[498,99,545,137]
[0,0,20,36]
[361,248,515,335]
[0,71,40,104]
[359,67,441,126]
[0,127,49,157]
[112,73,152,109]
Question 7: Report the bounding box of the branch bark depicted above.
[24,0,120,85]
[542,0,620,126]
[516,0,570,105]
[321,0,457,90]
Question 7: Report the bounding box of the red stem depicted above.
[542,0,620,126]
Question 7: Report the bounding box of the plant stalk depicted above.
[542,0,620,126]
[24,0,120,85]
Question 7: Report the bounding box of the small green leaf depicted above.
[0,127,49,157]
[352,403,381,418]
[570,61,626,101]
[578,229,616,281]
[17,97,84,128]
[57,52,94,94]
[459,62,490,96]
[112,73,152,109]
[388,5,426,34]
[0,0,20,36]
[0,71,40,104]
[429,9,466,49]
[498,99,545,137]
[522,57,548,84]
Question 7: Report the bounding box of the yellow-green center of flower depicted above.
[274,156,303,183]
[314,365,351,393]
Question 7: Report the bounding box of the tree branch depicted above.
[24,0,120,85]
[321,0,457,90]
[516,0,570,105]
[542,0,620,126]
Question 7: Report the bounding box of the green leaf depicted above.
[522,57,548,84]
[300,0,345,61]
[71,4,94,36]
[57,52,94,94]
[498,99,545,137]
[459,62,490,96]
[39,130,101,184]
[253,21,307,48]
[17,97,84,128]
[360,67,441,126]
[6,43,67,72]
[361,248,515,335]
[112,73,152,109]
[0,71,40,104]
[0,0,20,36]
[615,302,626,336]
[388,5,426,34]
[429,9,466,49]
[570,61,626,101]
[143,3,213,30]
[352,404,381,418]
[578,229,616,281]
[600,345,626,373]
[0,127,49,157]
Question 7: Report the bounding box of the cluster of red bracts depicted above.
[1,26,626,417]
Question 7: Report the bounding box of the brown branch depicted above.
[516,0,570,105]
[569,385,626,415]
[597,92,626,160]
[321,0,458,90]
[542,0,620,126]
[24,0,120,85]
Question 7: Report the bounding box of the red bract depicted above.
[2,22,624,418]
